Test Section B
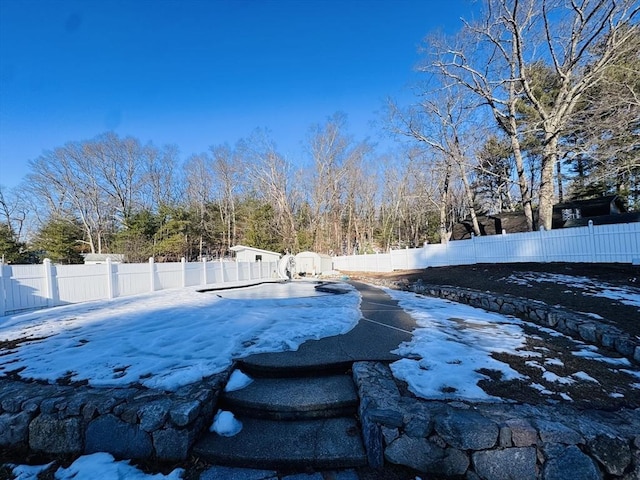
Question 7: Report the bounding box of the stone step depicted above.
[221,374,358,420]
[236,357,354,378]
[192,416,367,470]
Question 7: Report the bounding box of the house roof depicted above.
[229,245,282,257]
[84,253,125,262]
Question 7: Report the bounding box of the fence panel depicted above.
[2,264,49,313]
[155,263,183,290]
[56,264,109,304]
[184,262,202,287]
[115,263,150,297]
[334,222,640,272]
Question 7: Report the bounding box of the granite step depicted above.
[192,416,367,470]
[221,374,358,420]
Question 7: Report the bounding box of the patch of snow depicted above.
[559,393,573,401]
[385,289,527,401]
[53,453,182,479]
[610,392,625,398]
[542,371,575,385]
[0,282,360,391]
[531,383,553,395]
[8,462,53,480]
[525,361,545,371]
[210,410,243,437]
[544,358,565,367]
[224,369,253,392]
[572,371,599,383]
[572,348,631,366]
[501,273,640,309]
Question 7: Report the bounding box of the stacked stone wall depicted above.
[0,372,227,462]
[386,280,640,365]
[354,361,640,480]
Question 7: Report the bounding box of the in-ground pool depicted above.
[203,280,342,300]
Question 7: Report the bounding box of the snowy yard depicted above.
[3,276,640,478]
[0,281,361,391]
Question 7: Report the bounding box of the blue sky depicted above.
[0,0,479,189]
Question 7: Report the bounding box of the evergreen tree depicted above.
[32,217,86,264]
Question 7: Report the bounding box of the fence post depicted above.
[43,259,58,307]
[587,220,597,263]
[106,257,114,300]
[0,262,6,317]
[202,258,208,285]
[236,260,240,282]
[149,257,156,292]
[181,257,187,288]
[539,226,549,263]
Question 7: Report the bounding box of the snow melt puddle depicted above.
[501,272,640,310]
[0,282,361,391]
[385,289,530,401]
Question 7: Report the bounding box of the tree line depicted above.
[1,0,637,264]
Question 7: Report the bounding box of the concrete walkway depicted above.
[237,281,418,374]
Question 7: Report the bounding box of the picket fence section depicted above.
[333,221,640,273]
[0,258,279,316]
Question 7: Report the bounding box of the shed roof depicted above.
[230,245,282,256]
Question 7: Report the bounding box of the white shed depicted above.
[294,251,333,276]
[230,245,281,263]
[84,253,125,264]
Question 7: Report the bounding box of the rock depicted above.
[578,323,598,343]
[169,400,201,427]
[152,427,194,461]
[85,414,152,459]
[499,425,513,447]
[0,411,32,446]
[360,410,384,469]
[536,419,584,445]
[435,409,499,450]
[506,418,538,447]
[384,435,444,472]
[404,413,433,438]
[614,336,636,357]
[138,400,170,432]
[381,426,399,445]
[29,414,83,454]
[542,445,602,480]
[365,408,403,428]
[587,434,631,476]
[200,466,277,480]
[472,447,537,480]
[433,447,469,477]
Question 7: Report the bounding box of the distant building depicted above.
[229,245,281,263]
[294,251,333,276]
[83,253,125,264]
[552,195,638,228]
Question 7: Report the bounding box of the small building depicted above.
[294,251,333,276]
[552,195,638,228]
[230,245,281,263]
[83,253,125,264]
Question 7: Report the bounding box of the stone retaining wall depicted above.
[389,280,640,364]
[353,361,640,480]
[0,372,227,462]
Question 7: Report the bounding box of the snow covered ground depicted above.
[4,277,639,478]
[0,281,361,391]
[385,288,640,402]
[500,272,640,310]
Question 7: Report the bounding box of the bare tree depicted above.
[240,130,301,253]
[388,81,483,239]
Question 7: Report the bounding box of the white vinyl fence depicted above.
[0,258,279,316]
[334,221,640,273]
